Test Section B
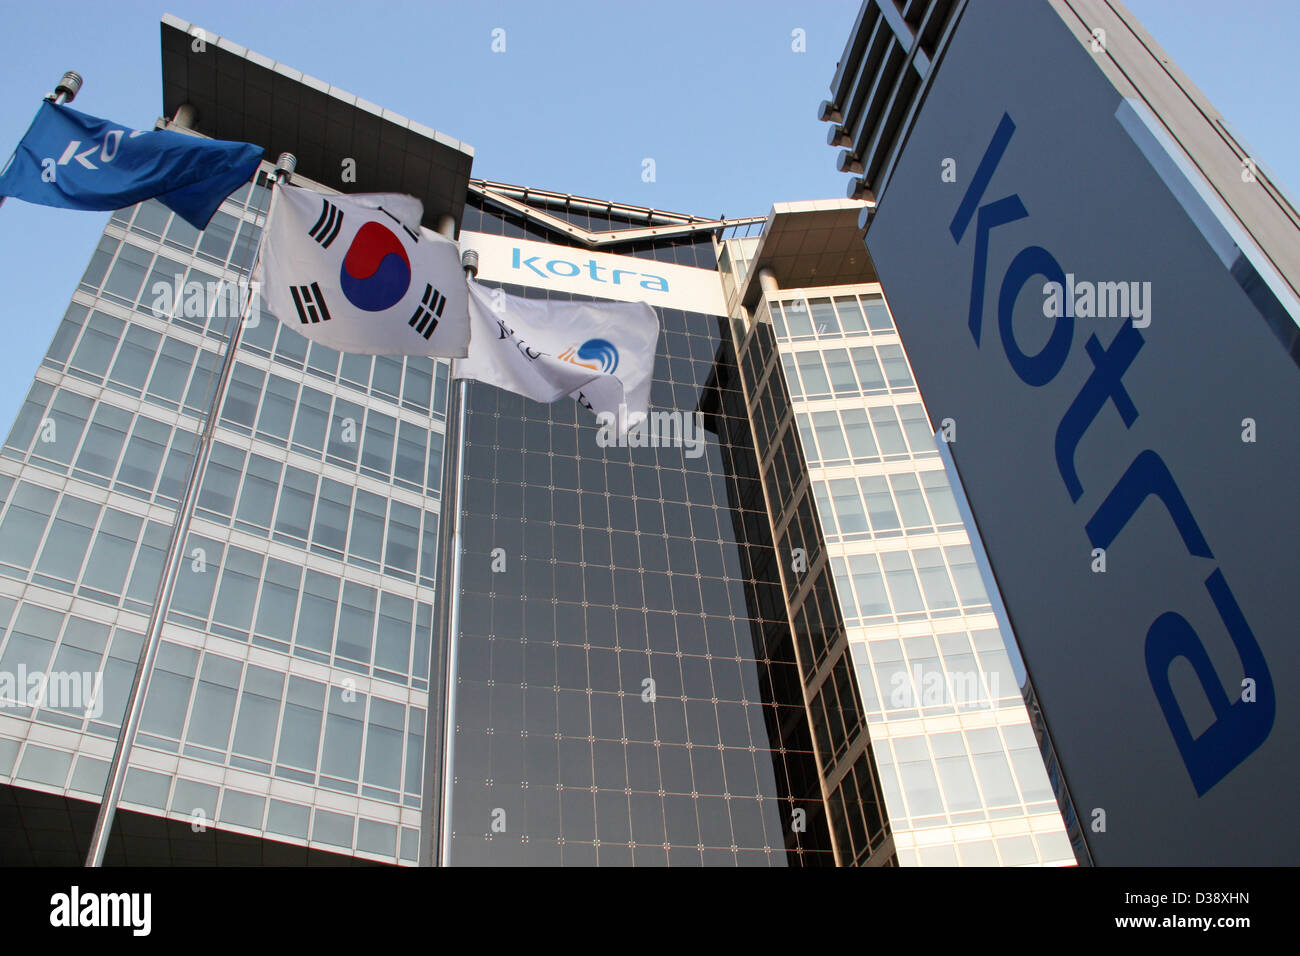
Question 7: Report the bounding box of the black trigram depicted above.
[290,282,332,324]
[408,284,446,339]
[377,205,420,243]
[308,199,344,248]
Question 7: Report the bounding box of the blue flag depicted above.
[0,100,263,229]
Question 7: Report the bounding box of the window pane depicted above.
[946,545,988,605]
[274,467,316,542]
[394,421,426,488]
[371,356,402,400]
[125,521,169,608]
[402,358,432,411]
[173,265,220,332]
[848,555,890,616]
[170,535,224,621]
[812,411,848,462]
[295,571,338,654]
[212,547,263,633]
[140,642,197,740]
[36,391,92,465]
[197,442,244,520]
[320,686,365,781]
[183,348,221,416]
[139,253,185,317]
[360,411,396,476]
[278,676,325,771]
[870,407,908,455]
[186,653,242,750]
[863,295,893,331]
[146,338,195,408]
[914,548,958,610]
[834,295,867,332]
[808,298,839,336]
[841,408,878,459]
[899,404,935,454]
[291,385,331,457]
[102,242,153,303]
[157,430,197,503]
[890,473,932,528]
[232,665,283,762]
[882,552,924,613]
[385,502,419,577]
[348,490,385,566]
[850,347,886,391]
[824,348,857,394]
[235,454,280,530]
[107,325,159,392]
[69,311,124,380]
[74,403,132,480]
[254,558,301,644]
[196,211,238,264]
[829,479,867,534]
[81,509,142,595]
[34,496,99,583]
[796,352,830,396]
[878,344,913,388]
[375,593,412,673]
[861,476,900,533]
[363,698,405,789]
[921,472,961,525]
[221,362,264,431]
[784,299,813,337]
[327,398,363,465]
[255,374,297,445]
[311,479,351,556]
[337,581,376,664]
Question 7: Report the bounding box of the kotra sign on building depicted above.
[866,1,1298,864]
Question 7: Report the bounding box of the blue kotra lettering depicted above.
[952,112,1275,795]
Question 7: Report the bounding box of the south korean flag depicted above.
[254,185,470,357]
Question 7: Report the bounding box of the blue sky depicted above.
[0,0,1296,428]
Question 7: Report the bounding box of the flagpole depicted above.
[0,71,81,213]
[84,152,297,867]
[429,250,476,867]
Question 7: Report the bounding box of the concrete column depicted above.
[758,267,779,295]
[437,213,456,240]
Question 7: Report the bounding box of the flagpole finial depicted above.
[52,71,82,103]
[461,249,479,278]
[274,152,297,183]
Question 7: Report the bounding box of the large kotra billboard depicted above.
[866,0,1299,864]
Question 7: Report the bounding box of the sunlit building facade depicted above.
[0,14,1071,866]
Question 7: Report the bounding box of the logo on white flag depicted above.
[557,339,619,374]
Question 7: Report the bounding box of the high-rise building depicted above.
[717,203,1076,867]
[0,14,1071,866]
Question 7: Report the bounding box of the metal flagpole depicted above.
[430,249,476,866]
[0,71,82,213]
[84,151,297,867]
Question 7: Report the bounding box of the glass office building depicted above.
[0,15,1071,865]
[716,201,1076,867]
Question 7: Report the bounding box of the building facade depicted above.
[717,200,1076,866]
[0,14,1071,866]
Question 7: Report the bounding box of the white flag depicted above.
[254,185,469,357]
[455,281,659,433]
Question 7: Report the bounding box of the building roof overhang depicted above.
[159,14,474,231]
[739,199,879,310]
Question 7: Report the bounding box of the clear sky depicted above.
[0,0,1295,429]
